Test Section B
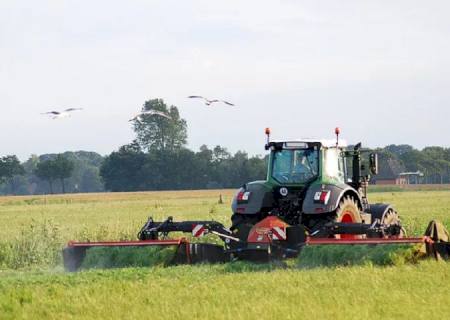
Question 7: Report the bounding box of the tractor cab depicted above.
[266,139,347,188]
[231,128,388,235]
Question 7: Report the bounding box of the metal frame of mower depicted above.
[63,216,450,271]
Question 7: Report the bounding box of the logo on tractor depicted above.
[254,226,287,241]
[255,227,271,235]
[279,187,288,197]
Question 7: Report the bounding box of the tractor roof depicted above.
[270,139,348,148]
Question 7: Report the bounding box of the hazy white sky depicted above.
[1,0,449,160]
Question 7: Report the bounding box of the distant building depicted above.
[373,157,407,185]
[398,171,424,184]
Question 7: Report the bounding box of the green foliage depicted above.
[100,145,267,191]
[0,155,25,181]
[1,261,450,319]
[80,246,177,270]
[0,152,104,195]
[133,99,187,151]
[0,155,25,194]
[379,144,450,184]
[100,142,147,191]
[34,159,56,192]
[34,154,75,193]
[0,220,61,269]
[0,190,449,319]
[298,244,420,268]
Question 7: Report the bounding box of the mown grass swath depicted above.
[80,246,177,269]
[298,244,421,268]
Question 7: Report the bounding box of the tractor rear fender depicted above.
[231,181,274,215]
[366,203,395,222]
[302,183,363,214]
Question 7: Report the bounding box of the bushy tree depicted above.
[100,141,147,191]
[53,154,75,193]
[35,160,57,194]
[0,155,25,194]
[34,155,75,194]
[132,99,187,151]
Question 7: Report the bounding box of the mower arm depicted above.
[138,216,232,240]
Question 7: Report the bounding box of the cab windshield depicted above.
[271,148,319,184]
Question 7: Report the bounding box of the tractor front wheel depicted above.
[380,209,406,238]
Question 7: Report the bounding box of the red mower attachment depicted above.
[306,237,431,246]
[63,237,228,272]
[62,217,450,271]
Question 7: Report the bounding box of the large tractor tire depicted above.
[334,196,362,239]
[379,208,406,238]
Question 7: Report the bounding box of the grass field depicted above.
[1,189,450,319]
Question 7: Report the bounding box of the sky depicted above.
[1,0,449,160]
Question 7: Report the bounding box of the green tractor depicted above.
[230,128,404,242]
[63,128,450,271]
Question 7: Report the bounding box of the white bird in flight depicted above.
[129,110,172,122]
[41,108,83,119]
[188,96,235,106]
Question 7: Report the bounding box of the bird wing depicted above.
[130,111,172,121]
[188,95,204,99]
[42,111,60,115]
[221,100,235,106]
[129,115,139,122]
[151,111,172,119]
[64,108,83,112]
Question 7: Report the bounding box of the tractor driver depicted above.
[293,150,317,180]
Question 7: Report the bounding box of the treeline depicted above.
[1,144,449,196]
[0,147,266,195]
[0,99,449,195]
[376,144,450,184]
[0,152,104,195]
[100,143,267,191]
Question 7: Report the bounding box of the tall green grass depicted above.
[80,246,177,270]
[0,219,61,269]
[0,189,449,270]
[298,244,421,268]
[0,190,449,319]
[1,261,450,320]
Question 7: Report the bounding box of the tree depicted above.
[384,144,414,157]
[100,141,147,191]
[132,99,187,151]
[34,155,75,194]
[0,155,25,194]
[35,160,57,194]
[53,154,75,193]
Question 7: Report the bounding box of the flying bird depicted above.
[41,108,83,119]
[129,110,172,122]
[188,96,235,106]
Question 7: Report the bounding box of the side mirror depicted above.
[369,153,378,175]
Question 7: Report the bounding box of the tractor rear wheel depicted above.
[334,196,362,239]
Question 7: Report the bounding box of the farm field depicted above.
[0,189,450,319]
